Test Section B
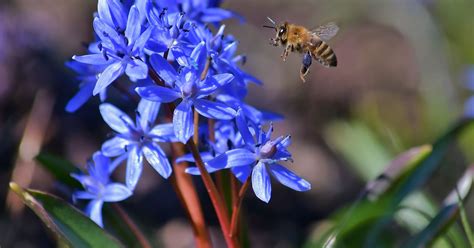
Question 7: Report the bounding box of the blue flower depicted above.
[136,43,236,143]
[148,0,240,24]
[100,99,176,189]
[186,119,311,203]
[73,4,152,95]
[71,152,132,227]
[464,66,474,117]
[217,95,283,126]
[144,6,191,64]
[176,120,243,163]
[187,25,261,98]
[65,60,109,112]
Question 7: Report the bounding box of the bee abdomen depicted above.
[311,40,337,67]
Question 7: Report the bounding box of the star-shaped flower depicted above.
[100,99,176,189]
[73,4,152,95]
[186,115,311,203]
[71,152,132,227]
[136,43,236,143]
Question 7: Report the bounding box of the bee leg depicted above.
[281,45,291,61]
[269,38,278,46]
[299,52,312,83]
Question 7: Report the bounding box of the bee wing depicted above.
[311,22,339,41]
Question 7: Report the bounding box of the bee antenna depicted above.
[266,16,276,25]
[262,25,277,31]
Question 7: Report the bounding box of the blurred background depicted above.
[1,0,474,247]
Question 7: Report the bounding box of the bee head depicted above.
[263,17,288,45]
[276,22,288,42]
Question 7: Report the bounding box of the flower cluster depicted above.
[68,0,310,228]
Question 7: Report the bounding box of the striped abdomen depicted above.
[310,37,337,67]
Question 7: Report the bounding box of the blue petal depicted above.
[184,164,223,175]
[93,62,125,95]
[212,73,234,86]
[109,0,128,30]
[73,191,96,200]
[222,41,238,58]
[143,142,172,178]
[194,99,236,120]
[466,66,474,90]
[269,164,311,191]
[99,103,134,133]
[265,123,273,141]
[206,148,256,171]
[236,108,255,146]
[201,8,235,23]
[252,161,272,203]
[260,109,284,122]
[176,152,214,163]
[93,17,123,50]
[125,6,141,44]
[66,80,94,113]
[279,135,292,148]
[125,59,148,80]
[148,123,176,142]
[465,96,474,118]
[101,136,129,157]
[102,183,133,202]
[185,166,201,175]
[72,54,109,65]
[126,146,143,189]
[137,99,160,131]
[199,73,234,96]
[98,0,114,27]
[173,100,193,143]
[133,26,153,53]
[241,103,263,124]
[92,152,111,183]
[86,200,104,227]
[149,54,178,84]
[231,165,252,183]
[136,85,180,103]
[171,46,188,67]
[99,0,127,30]
[99,89,107,102]
[190,41,207,73]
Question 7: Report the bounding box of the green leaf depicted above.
[9,182,124,248]
[456,175,474,247]
[365,145,432,200]
[312,145,432,247]
[404,165,474,247]
[36,153,151,247]
[392,118,474,204]
[35,153,82,188]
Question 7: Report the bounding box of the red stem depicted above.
[112,204,153,248]
[170,143,212,248]
[229,178,250,238]
[149,68,238,247]
[112,78,211,247]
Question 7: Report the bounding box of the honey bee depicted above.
[264,17,339,82]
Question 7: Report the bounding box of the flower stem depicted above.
[170,142,212,248]
[193,109,200,146]
[112,78,211,246]
[200,57,211,81]
[186,140,238,247]
[149,68,238,247]
[111,203,153,248]
[229,178,251,238]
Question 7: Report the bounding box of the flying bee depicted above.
[263,17,339,82]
